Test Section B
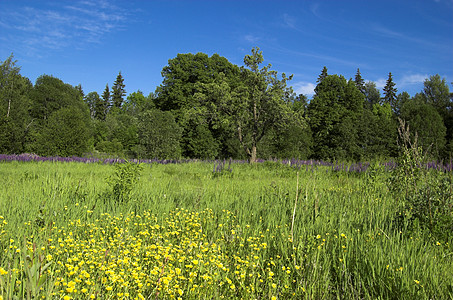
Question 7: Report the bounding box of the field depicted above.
[0,160,452,299]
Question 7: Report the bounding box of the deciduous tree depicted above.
[137,110,182,159]
[308,75,364,160]
[36,106,91,156]
[364,81,381,109]
[155,52,241,158]
[0,54,32,153]
[400,98,446,158]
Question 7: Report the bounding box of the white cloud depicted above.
[310,3,321,18]
[0,0,130,55]
[373,78,387,89]
[370,23,449,50]
[293,81,316,96]
[368,73,428,94]
[244,34,260,43]
[282,13,296,29]
[400,74,428,86]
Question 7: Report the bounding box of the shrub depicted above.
[106,161,144,203]
[390,119,453,242]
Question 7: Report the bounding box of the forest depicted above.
[1,48,452,162]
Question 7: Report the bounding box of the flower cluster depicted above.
[1,209,306,299]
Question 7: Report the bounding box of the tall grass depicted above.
[0,160,451,299]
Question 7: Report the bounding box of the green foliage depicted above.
[156,52,240,113]
[184,122,219,159]
[400,98,446,158]
[359,103,398,158]
[155,52,241,158]
[308,75,364,160]
[234,47,295,162]
[390,119,452,242]
[106,161,143,203]
[0,161,452,299]
[84,91,99,119]
[396,91,411,114]
[112,71,126,108]
[95,139,124,157]
[354,68,365,94]
[421,74,452,158]
[422,74,450,118]
[316,66,328,83]
[137,109,182,159]
[1,161,453,298]
[100,84,111,119]
[23,248,53,299]
[383,72,398,113]
[103,110,138,157]
[364,81,381,109]
[35,107,91,157]
[30,75,86,121]
[258,121,312,159]
[0,54,33,154]
[23,74,92,156]
[1,54,452,162]
[123,91,155,116]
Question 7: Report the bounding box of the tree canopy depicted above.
[308,75,364,160]
[1,52,450,161]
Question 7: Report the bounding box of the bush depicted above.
[106,161,144,203]
[390,119,453,242]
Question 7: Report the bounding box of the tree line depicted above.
[1,48,452,162]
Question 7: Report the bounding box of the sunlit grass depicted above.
[0,161,451,299]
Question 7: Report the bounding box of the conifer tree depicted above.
[75,84,84,99]
[383,72,398,113]
[354,68,365,94]
[112,72,126,108]
[316,66,328,83]
[101,84,111,120]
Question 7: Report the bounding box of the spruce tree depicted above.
[314,66,328,96]
[383,72,398,113]
[75,84,84,99]
[354,68,365,94]
[316,66,328,83]
[101,84,111,120]
[112,72,126,108]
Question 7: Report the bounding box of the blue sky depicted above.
[1,0,452,98]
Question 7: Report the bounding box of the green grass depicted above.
[0,161,451,299]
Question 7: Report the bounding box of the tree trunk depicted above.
[250,145,257,163]
[250,98,258,163]
[7,98,11,118]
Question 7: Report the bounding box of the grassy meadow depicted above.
[0,160,452,299]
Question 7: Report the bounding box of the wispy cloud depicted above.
[270,45,367,69]
[310,3,321,19]
[244,34,260,43]
[370,23,449,51]
[0,0,130,56]
[400,74,428,86]
[293,81,316,96]
[369,73,428,92]
[282,13,296,29]
[373,78,387,90]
